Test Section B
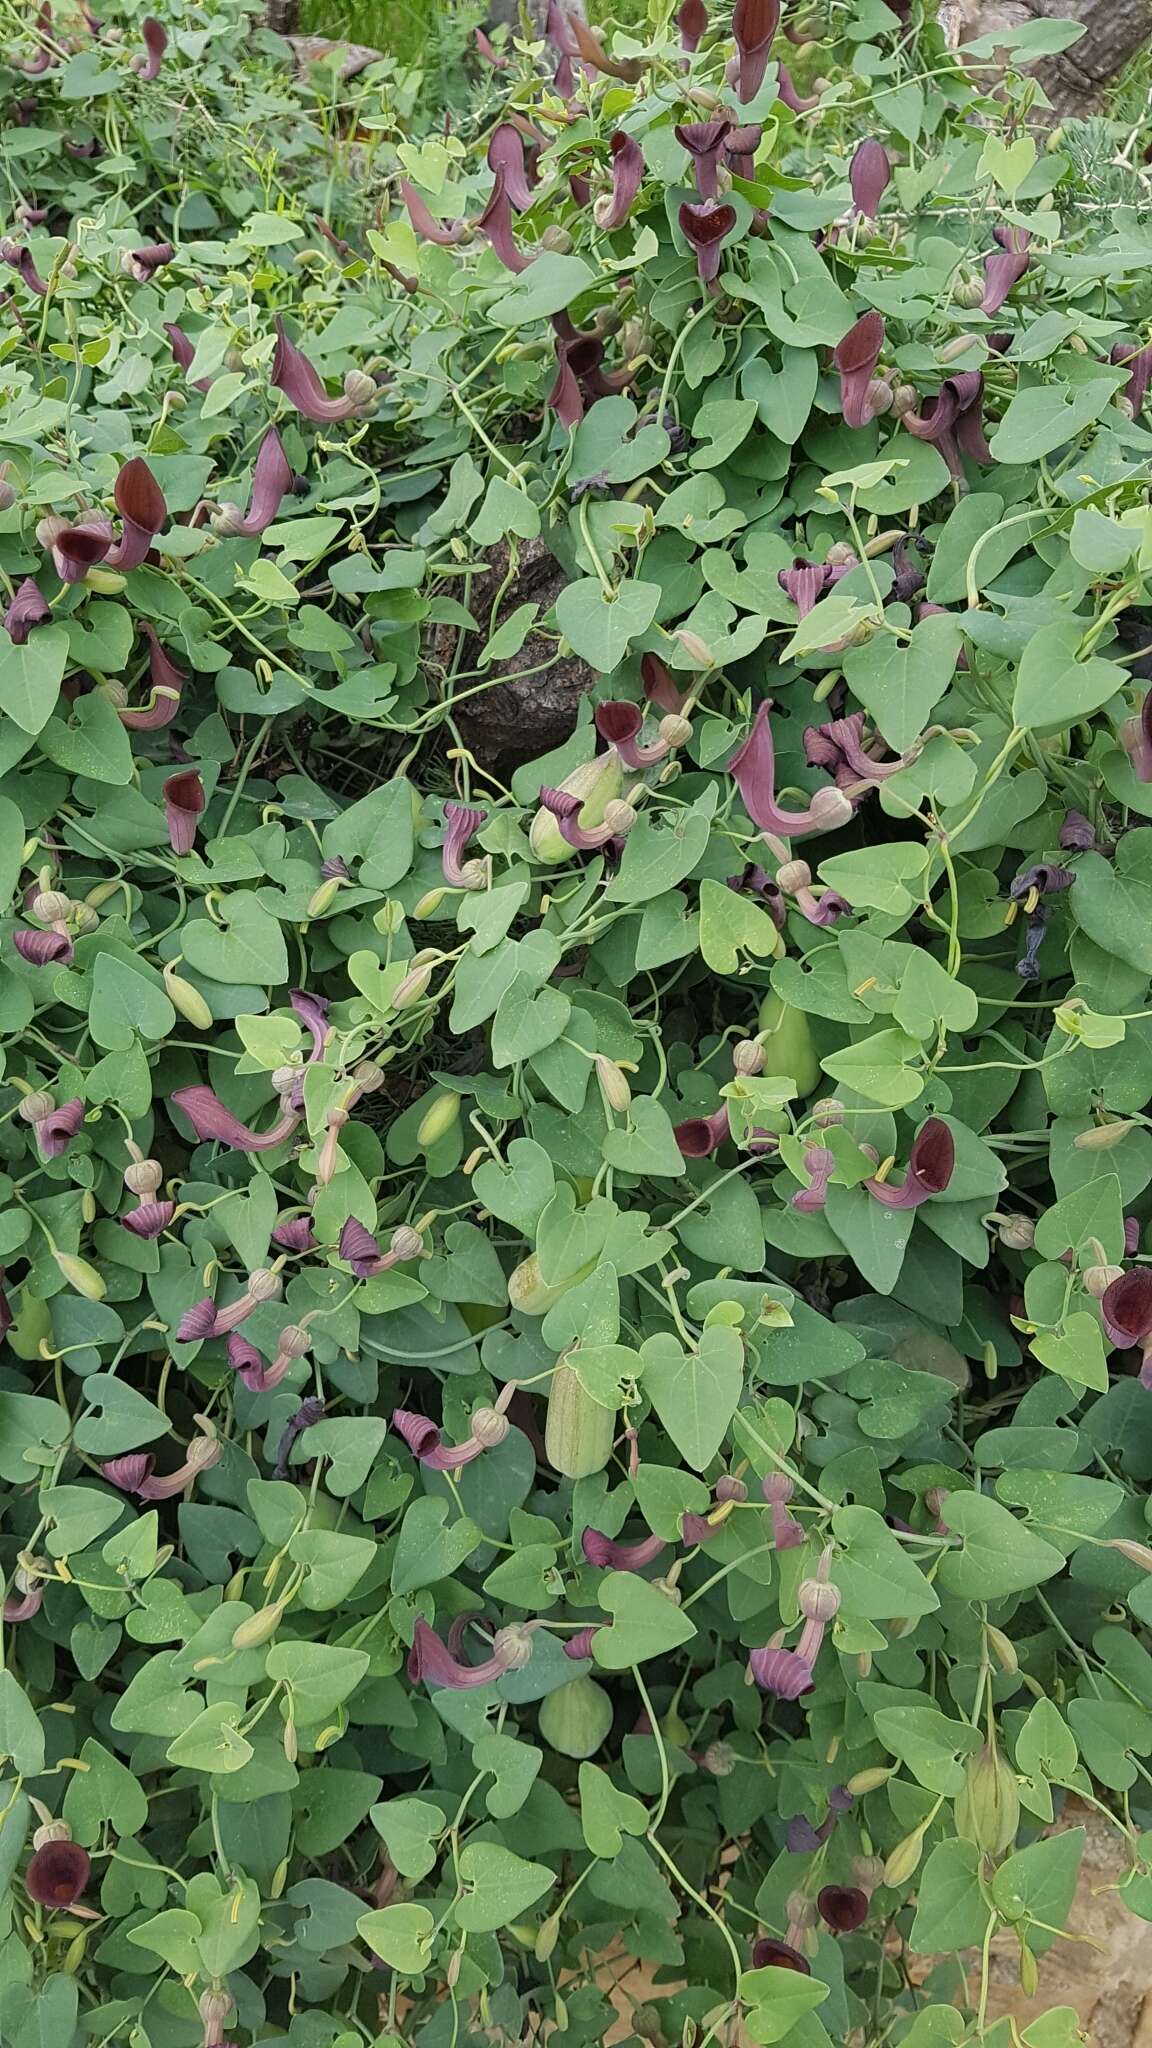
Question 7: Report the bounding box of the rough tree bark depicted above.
[1030,0,1152,109]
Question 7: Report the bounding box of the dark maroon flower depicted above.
[539,785,632,852]
[36,1098,84,1159]
[596,131,644,230]
[565,333,631,399]
[118,625,185,731]
[677,0,708,50]
[227,1333,270,1391]
[981,225,1031,316]
[674,1105,730,1157]
[172,1084,301,1153]
[864,1117,954,1209]
[164,322,211,392]
[777,63,818,111]
[12,928,72,966]
[213,426,294,538]
[726,121,762,178]
[564,1626,602,1659]
[595,699,684,769]
[790,1145,836,1215]
[273,1395,325,1479]
[102,1453,153,1494]
[63,137,101,160]
[475,26,507,65]
[1010,862,1074,902]
[1060,810,1097,851]
[1122,691,1152,782]
[642,651,688,714]
[290,988,329,1060]
[476,167,530,274]
[441,802,486,887]
[25,1841,90,1910]
[121,1200,175,1238]
[545,0,578,96]
[1101,1269,1152,1349]
[339,1216,384,1277]
[272,318,371,423]
[732,0,779,100]
[1110,339,1152,418]
[0,238,49,296]
[162,768,204,855]
[487,124,534,212]
[568,13,643,80]
[817,1885,869,1933]
[679,200,736,284]
[779,558,841,620]
[271,1213,316,1252]
[3,578,50,644]
[548,343,584,429]
[891,537,927,603]
[833,311,886,429]
[749,1645,813,1698]
[676,117,731,200]
[804,711,905,787]
[131,15,167,78]
[125,240,174,281]
[582,1527,666,1571]
[409,1617,533,1689]
[751,1935,811,1974]
[902,371,991,477]
[105,456,166,571]
[47,519,113,584]
[392,1407,490,1471]
[849,140,890,220]
[730,700,854,838]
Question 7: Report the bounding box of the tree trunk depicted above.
[265,0,300,33]
[1030,0,1152,107]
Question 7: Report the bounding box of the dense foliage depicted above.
[3,2,1152,2046]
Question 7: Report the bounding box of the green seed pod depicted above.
[164,963,214,1029]
[53,1252,105,1302]
[883,1824,927,1887]
[538,1675,613,1758]
[756,993,821,1096]
[231,1602,287,1649]
[545,1362,615,1478]
[845,1765,894,1796]
[507,1254,588,1317]
[416,1093,461,1149]
[955,1742,1020,1858]
[535,1911,561,1961]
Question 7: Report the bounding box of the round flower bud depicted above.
[276,1324,312,1360]
[658,715,693,749]
[811,1098,845,1127]
[70,905,98,934]
[31,890,72,922]
[271,1065,301,1098]
[1084,1261,1124,1299]
[775,859,812,895]
[540,224,573,253]
[416,1093,462,1149]
[808,786,855,831]
[798,1577,841,1623]
[675,630,716,667]
[199,1989,235,2026]
[31,1818,73,1850]
[865,376,894,417]
[246,1268,282,1305]
[389,1225,424,1263]
[211,502,247,537]
[342,369,378,407]
[889,381,918,417]
[185,1434,223,1473]
[715,1475,747,1504]
[164,965,213,1028]
[230,1602,286,1649]
[845,1765,893,1795]
[825,541,856,567]
[352,1060,386,1093]
[1114,395,1136,420]
[18,1090,55,1123]
[595,1055,632,1114]
[124,1159,164,1196]
[391,958,435,1009]
[997,1215,1035,1250]
[702,1741,737,1776]
[494,1624,535,1671]
[952,275,985,308]
[853,1854,884,1893]
[733,1039,764,1076]
[456,857,488,891]
[471,1406,510,1449]
[602,799,637,836]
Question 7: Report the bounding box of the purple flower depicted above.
[105,456,167,571]
[393,1407,488,1472]
[790,1145,836,1214]
[227,1333,272,1391]
[732,0,780,100]
[476,167,531,274]
[981,226,1031,316]
[46,519,113,584]
[849,141,890,220]
[548,344,584,430]
[124,240,173,282]
[568,13,644,80]
[1122,691,1152,781]
[400,181,469,247]
[864,1118,954,1209]
[676,117,731,201]
[1101,1269,1152,1349]
[1110,339,1152,418]
[595,700,684,769]
[729,700,854,839]
[118,625,185,731]
[487,124,534,211]
[475,26,508,66]
[545,0,578,96]
[103,1437,221,1498]
[642,652,688,714]
[679,199,736,284]
[408,1617,533,1690]
[833,311,886,429]
[804,712,906,787]
[0,238,49,296]
[1010,862,1074,903]
[176,1298,219,1343]
[162,768,204,855]
[271,317,372,423]
[564,1626,602,1659]
[582,1527,666,1571]
[749,1645,814,1698]
[1126,1216,1141,1256]
[26,1841,90,1909]
[595,132,644,230]
[779,559,836,621]
[36,1098,84,1159]
[12,928,72,966]
[776,63,818,111]
[3,578,51,644]
[674,1105,730,1158]
[213,426,294,538]
[786,1815,830,1853]
[172,1084,301,1153]
[290,988,329,1059]
[538,785,633,851]
[273,1395,325,1479]
[164,322,211,392]
[339,1217,384,1277]
[677,0,708,50]
[817,1885,869,1933]
[762,1472,805,1546]
[4,1572,41,1624]
[1060,809,1097,851]
[271,1213,316,1252]
[131,16,167,79]
[121,1200,175,1238]
[751,1935,811,1974]
[441,801,487,887]
[902,371,991,477]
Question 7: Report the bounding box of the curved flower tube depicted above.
[863,1117,954,1209]
[833,311,886,428]
[677,0,707,50]
[642,651,689,714]
[1121,690,1152,781]
[0,238,49,295]
[582,1527,666,1571]
[4,1567,43,1624]
[981,225,1031,316]
[105,456,167,570]
[103,1435,221,1500]
[762,1471,806,1546]
[595,700,687,769]
[676,117,731,201]
[487,124,534,212]
[804,712,907,787]
[172,1084,302,1153]
[163,322,211,392]
[726,122,762,179]
[548,343,584,429]
[901,371,991,477]
[47,519,113,584]
[338,1217,423,1278]
[732,0,780,101]
[271,317,372,422]
[679,200,736,284]
[1110,339,1152,418]
[749,1643,813,1698]
[595,131,644,230]
[117,626,185,730]
[13,928,73,966]
[538,785,635,851]
[849,140,890,220]
[474,26,507,66]
[730,701,855,839]
[674,1104,730,1157]
[790,1144,836,1214]
[776,62,818,112]
[271,1213,316,1253]
[564,1626,602,1659]
[131,15,167,78]
[123,240,174,283]
[441,801,487,888]
[289,987,329,1060]
[475,167,531,274]
[3,578,51,644]
[213,426,294,538]
[408,1616,534,1689]
[34,1098,84,1159]
[779,556,855,622]
[273,1395,326,1479]
[568,13,643,80]
[162,769,205,855]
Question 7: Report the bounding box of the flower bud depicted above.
[1105,1538,1152,1572]
[199,1989,235,2027]
[808,785,855,830]
[306,877,342,918]
[163,963,214,1028]
[540,224,573,253]
[952,275,985,308]
[53,1252,105,1301]
[85,569,126,594]
[18,1091,55,1123]
[732,1039,764,1076]
[535,1911,561,1961]
[955,1742,1020,1858]
[602,799,637,836]
[595,1056,632,1114]
[776,859,812,895]
[391,956,436,1008]
[124,1159,164,1196]
[997,1215,1035,1251]
[658,714,693,749]
[230,1602,288,1649]
[82,1191,96,1224]
[211,502,247,537]
[674,630,715,667]
[276,1324,312,1360]
[985,1624,1018,1673]
[185,1434,223,1473]
[1084,1262,1123,1299]
[416,1093,461,1149]
[845,1765,893,1796]
[411,886,448,918]
[865,377,894,417]
[246,1268,282,1304]
[31,1818,72,1849]
[1114,395,1136,420]
[353,1060,386,1093]
[342,369,378,407]
[31,891,71,922]
[1073,1120,1133,1150]
[70,905,98,935]
[493,1624,534,1670]
[883,1824,927,1886]
[811,1098,845,1127]
[389,1225,424,1263]
[471,1405,510,1449]
[889,381,918,417]
[701,1741,737,1776]
[798,1578,841,1622]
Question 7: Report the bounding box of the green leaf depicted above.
[872,1703,981,1794]
[0,1672,45,1776]
[127,1907,204,1975]
[831,1506,940,1620]
[89,953,176,1051]
[491,977,571,1066]
[1029,1312,1109,1393]
[934,1491,1065,1599]
[0,624,68,734]
[181,892,289,986]
[989,377,1121,462]
[1071,832,1152,976]
[698,876,782,974]
[842,611,964,754]
[488,252,596,323]
[39,690,134,784]
[639,1324,743,1470]
[1012,621,1125,731]
[742,1968,830,2043]
[594,1571,698,1668]
[601,1096,686,1177]
[454,1841,555,1932]
[370,1797,444,1881]
[992,1829,1085,1950]
[909,1840,989,1953]
[821,1028,925,1110]
[356,1902,436,1972]
[605,791,716,904]
[578,1760,648,1857]
[391,1496,482,1596]
[166,1702,254,1775]
[473,1732,542,1818]
[554,578,660,672]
